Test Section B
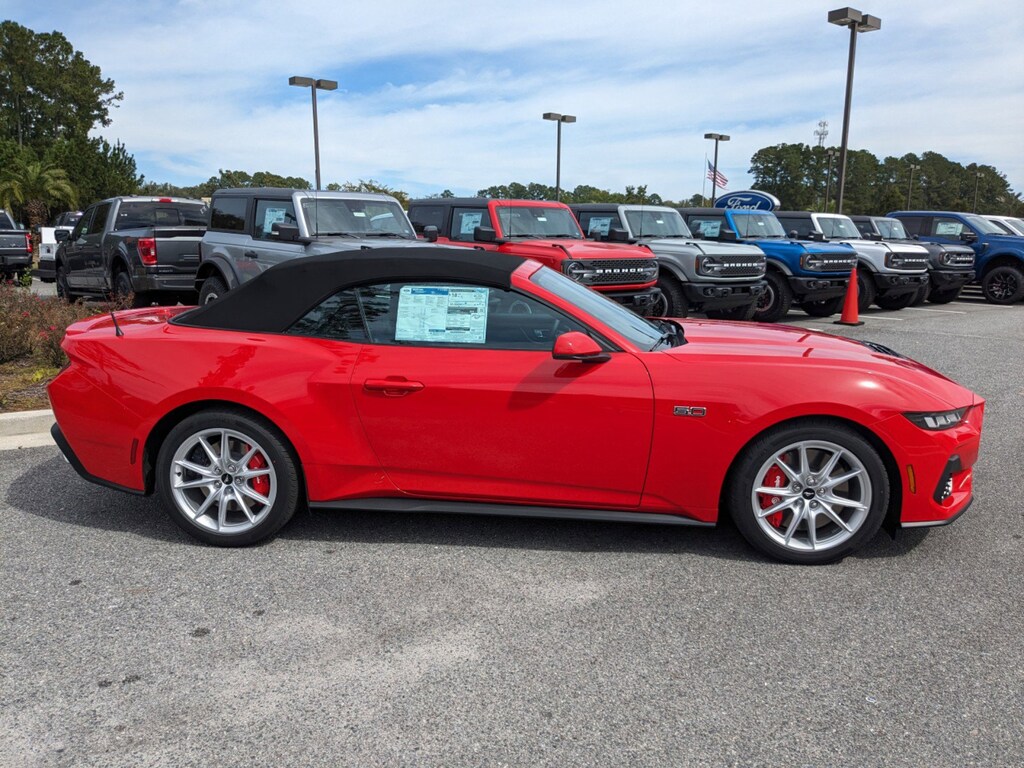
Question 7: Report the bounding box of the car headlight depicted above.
[639,262,659,281]
[564,261,593,282]
[697,256,724,276]
[802,254,824,271]
[904,407,970,430]
[885,253,905,268]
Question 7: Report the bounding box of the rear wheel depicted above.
[156,409,300,547]
[56,264,77,302]
[875,290,917,311]
[752,271,792,323]
[981,265,1024,304]
[113,269,149,308]
[199,275,228,305]
[799,296,844,318]
[651,275,688,318]
[705,302,756,321]
[856,269,876,312]
[727,420,889,564]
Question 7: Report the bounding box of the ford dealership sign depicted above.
[714,190,781,211]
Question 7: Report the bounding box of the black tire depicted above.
[156,409,300,547]
[799,296,844,318]
[856,269,876,312]
[113,269,149,308]
[981,265,1024,305]
[752,271,792,323]
[651,275,688,318]
[928,287,961,304]
[875,290,917,311]
[199,275,228,305]
[56,264,76,302]
[726,420,889,565]
[705,302,756,321]
[909,282,930,306]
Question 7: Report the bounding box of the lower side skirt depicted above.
[310,498,714,527]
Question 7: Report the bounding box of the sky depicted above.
[6,0,1024,201]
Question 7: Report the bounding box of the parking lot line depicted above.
[905,307,967,314]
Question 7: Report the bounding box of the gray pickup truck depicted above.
[0,209,31,281]
[197,188,432,303]
[55,196,208,305]
[570,204,766,319]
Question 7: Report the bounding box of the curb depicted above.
[0,408,55,437]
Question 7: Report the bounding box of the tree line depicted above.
[2,19,1021,235]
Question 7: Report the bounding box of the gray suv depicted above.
[197,188,433,303]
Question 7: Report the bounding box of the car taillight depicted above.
[25,233,32,254]
[138,237,157,265]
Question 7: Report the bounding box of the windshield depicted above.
[624,209,692,238]
[1003,218,1024,236]
[113,201,208,230]
[496,206,582,238]
[531,267,666,350]
[301,198,415,237]
[732,212,786,238]
[874,218,909,239]
[817,216,862,239]
[962,214,1004,235]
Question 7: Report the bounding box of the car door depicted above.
[81,201,113,289]
[62,206,96,290]
[346,280,655,507]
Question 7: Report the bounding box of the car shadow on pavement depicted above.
[9,453,930,561]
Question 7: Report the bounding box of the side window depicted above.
[896,216,925,236]
[688,216,724,238]
[408,205,445,234]
[854,220,873,237]
[71,208,96,239]
[286,289,367,342]
[254,199,298,240]
[777,217,812,237]
[210,197,248,231]
[450,207,491,242]
[931,217,965,237]
[90,202,113,234]
[578,213,618,237]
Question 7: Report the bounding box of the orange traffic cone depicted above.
[834,265,864,326]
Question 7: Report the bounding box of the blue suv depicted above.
[888,211,1024,304]
[679,208,857,322]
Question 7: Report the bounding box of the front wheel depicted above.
[875,290,918,311]
[799,295,844,318]
[928,287,961,304]
[651,275,688,318]
[199,275,228,305]
[726,420,889,564]
[981,265,1024,304]
[705,302,756,321]
[856,269,877,312]
[56,265,77,302]
[156,409,300,546]
[752,271,792,323]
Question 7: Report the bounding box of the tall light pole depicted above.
[906,163,921,208]
[828,8,881,214]
[289,76,338,190]
[824,148,838,211]
[973,171,984,213]
[704,132,730,205]
[542,112,576,202]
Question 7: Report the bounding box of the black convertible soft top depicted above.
[174,247,527,333]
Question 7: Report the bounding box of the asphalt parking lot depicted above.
[2,285,1022,767]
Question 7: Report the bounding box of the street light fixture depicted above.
[828,7,881,214]
[542,112,576,202]
[973,171,984,213]
[289,75,338,191]
[906,163,921,208]
[704,132,730,205]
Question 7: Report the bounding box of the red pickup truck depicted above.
[407,198,660,314]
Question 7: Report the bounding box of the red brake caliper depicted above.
[247,450,269,496]
[759,462,788,528]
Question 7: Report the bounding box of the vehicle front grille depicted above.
[946,254,975,267]
[719,256,764,277]
[893,252,929,271]
[575,259,656,285]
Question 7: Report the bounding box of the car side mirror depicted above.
[607,227,630,242]
[422,225,439,242]
[474,226,499,243]
[960,231,978,243]
[552,332,610,363]
[54,229,70,242]
[689,229,704,240]
[719,229,738,242]
[272,223,301,241]
[806,231,826,242]
[865,232,882,241]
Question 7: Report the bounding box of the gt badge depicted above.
[673,406,707,417]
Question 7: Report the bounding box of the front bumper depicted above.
[929,269,976,290]
[787,275,849,301]
[871,271,929,297]
[599,285,663,315]
[681,280,767,310]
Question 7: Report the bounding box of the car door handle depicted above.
[364,378,425,396]
[243,250,259,259]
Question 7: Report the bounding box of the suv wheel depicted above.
[875,290,917,311]
[113,269,147,308]
[705,302,756,321]
[200,275,228,305]
[856,270,876,312]
[752,271,792,323]
[981,265,1024,304]
[800,296,844,317]
[56,265,76,302]
[928,287,961,304]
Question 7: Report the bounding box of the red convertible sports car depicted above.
[48,248,983,563]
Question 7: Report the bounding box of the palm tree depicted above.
[0,159,78,255]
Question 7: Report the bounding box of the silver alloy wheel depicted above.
[750,439,871,553]
[169,427,277,534]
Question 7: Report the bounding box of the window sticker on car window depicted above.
[587,216,613,236]
[459,212,483,235]
[935,221,962,236]
[396,286,489,344]
[696,220,721,237]
[263,207,288,233]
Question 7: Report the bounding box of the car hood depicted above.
[656,319,975,409]
[500,239,654,260]
[642,238,765,258]
[307,237,440,250]
[982,233,1024,247]
[747,238,855,257]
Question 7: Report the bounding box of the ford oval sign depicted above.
[714,190,781,211]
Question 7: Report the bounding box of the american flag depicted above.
[707,160,728,189]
